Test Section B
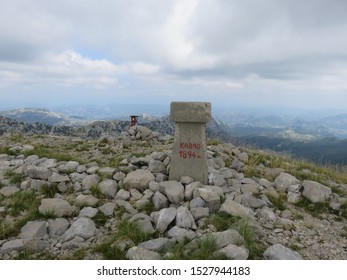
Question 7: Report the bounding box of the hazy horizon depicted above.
[1,0,347,111]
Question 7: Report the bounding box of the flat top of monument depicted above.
[170,102,211,123]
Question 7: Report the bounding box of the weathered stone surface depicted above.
[19,221,47,239]
[123,169,155,190]
[115,200,138,215]
[152,191,169,210]
[0,239,25,255]
[98,203,115,216]
[61,217,96,242]
[79,207,98,218]
[48,218,70,236]
[159,181,184,203]
[219,199,255,218]
[138,238,175,253]
[302,180,332,203]
[156,207,177,233]
[39,198,76,217]
[99,180,117,198]
[149,158,166,173]
[167,226,197,243]
[217,244,249,260]
[81,174,100,189]
[116,189,130,200]
[263,244,302,260]
[176,206,196,229]
[191,207,209,220]
[201,229,244,249]
[75,194,99,207]
[98,167,116,178]
[49,172,70,183]
[126,246,161,260]
[193,185,223,211]
[170,102,211,123]
[274,173,300,192]
[185,181,202,200]
[26,165,51,180]
[169,102,211,184]
[0,186,20,196]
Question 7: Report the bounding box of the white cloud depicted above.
[1,0,347,109]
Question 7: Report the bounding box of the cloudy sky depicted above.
[1,0,347,110]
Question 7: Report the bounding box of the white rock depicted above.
[302,180,332,203]
[263,244,302,260]
[61,217,96,242]
[156,207,177,233]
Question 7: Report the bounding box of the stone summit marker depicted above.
[169,102,211,184]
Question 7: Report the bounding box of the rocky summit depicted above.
[0,125,346,260]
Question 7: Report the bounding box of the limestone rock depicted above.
[48,218,70,236]
[98,203,115,216]
[217,244,249,260]
[79,207,98,218]
[123,169,155,190]
[167,226,197,243]
[274,173,300,192]
[149,158,166,173]
[219,198,255,218]
[193,185,223,211]
[156,207,177,233]
[19,221,47,239]
[263,244,302,260]
[126,246,161,260]
[26,165,51,180]
[98,167,116,178]
[81,174,100,190]
[201,229,244,249]
[0,239,25,255]
[61,217,96,242]
[75,194,99,207]
[159,181,184,203]
[175,206,196,229]
[0,186,20,197]
[39,198,76,217]
[152,191,169,210]
[302,180,332,203]
[99,180,117,198]
[49,172,70,183]
[138,238,175,253]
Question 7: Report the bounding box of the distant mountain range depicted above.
[1,107,347,165]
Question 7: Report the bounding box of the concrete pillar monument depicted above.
[169,102,211,184]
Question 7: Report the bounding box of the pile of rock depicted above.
[0,140,346,260]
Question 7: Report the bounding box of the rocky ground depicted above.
[0,125,346,260]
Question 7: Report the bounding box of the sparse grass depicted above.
[207,139,222,146]
[340,202,347,219]
[90,185,102,198]
[4,169,25,185]
[340,226,347,238]
[109,155,123,168]
[207,213,240,231]
[296,197,331,217]
[331,186,347,197]
[93,219,154,259]
[266,193,287,211]
[23,144,82,163]
[40,184,59,198]
[231,217,266,260]
[0,147,17,156]
[189,236,226,260]
[92,212,109,228]
[137,201,155,215]
[167,236,226,260]
[7,190,40,216]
